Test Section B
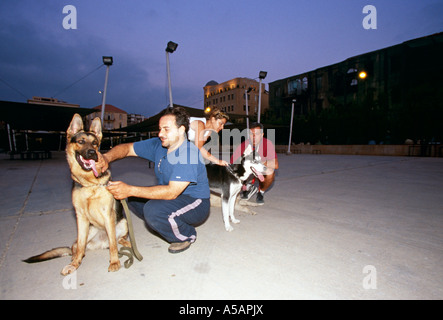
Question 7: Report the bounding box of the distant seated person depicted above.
[188,108,229,166]
[230,122,278,204]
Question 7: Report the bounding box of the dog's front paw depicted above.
[61,264,78,276]
[225,224,234,232]
[231,218,240,224]
[108,261,121,272]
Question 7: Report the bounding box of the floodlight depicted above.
[258,71,267,79]
[102,56,113,66]
[166,41,178,53]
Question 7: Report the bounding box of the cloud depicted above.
[0,6,167,116]
[2,0,441,118]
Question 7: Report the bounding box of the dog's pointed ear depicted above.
[243,144,253,157]
[67,114,84,140]
[89,117,103,142]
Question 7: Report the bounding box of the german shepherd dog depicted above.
[206,153,267,232]
[23,114,130,275]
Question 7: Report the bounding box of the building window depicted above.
[347,68,358,86]
[288,79,301,95]
[302,77,308,91]
[316,77,322,90]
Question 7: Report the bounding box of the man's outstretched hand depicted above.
[96,152,109,174]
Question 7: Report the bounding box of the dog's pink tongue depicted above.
[257,173,265,182]
[88,159,99,177]
[253,168,265,182]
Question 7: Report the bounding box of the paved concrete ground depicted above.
[0,151,442,300]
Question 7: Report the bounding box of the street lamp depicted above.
[358,71,367,79]
[165,41,178,108]
[102,56,113,66]
[166,41,178,53]
[100,56,113,126]
[257,71,267,123]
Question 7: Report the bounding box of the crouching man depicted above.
[231,122,279,204]
[97,107,210,253]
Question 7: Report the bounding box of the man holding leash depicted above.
[97,107,210,254]
[231,122,279,204]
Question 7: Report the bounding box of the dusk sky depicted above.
[1,0,442,117]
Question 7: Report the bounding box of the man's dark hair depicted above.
[162,106,190,133]
[249,122,264,130]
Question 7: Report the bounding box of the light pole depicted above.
[245,87,253,139]
[257,71,267,123]
[287,99,296,155]
[165,41,178,108]
[100,56,113,127]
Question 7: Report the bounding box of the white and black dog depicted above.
[206,149,267,231]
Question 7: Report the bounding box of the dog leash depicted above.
[118,199,143,268]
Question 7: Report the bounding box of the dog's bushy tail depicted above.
[23,247,72,264]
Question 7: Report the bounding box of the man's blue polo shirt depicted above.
[133,138,210,199]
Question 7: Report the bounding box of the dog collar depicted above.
[85,183,108,188]
[73,173,111,188]
[75,181,108,188]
